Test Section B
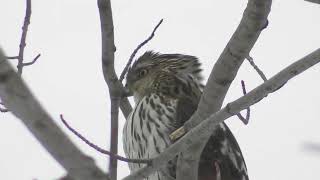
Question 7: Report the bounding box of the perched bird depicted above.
[123,51,248,180]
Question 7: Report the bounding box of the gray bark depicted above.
[0,48,108,180]
[176,1,272,180]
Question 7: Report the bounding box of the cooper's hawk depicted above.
[123,51,248,180]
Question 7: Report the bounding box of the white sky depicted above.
[1,0,320,179]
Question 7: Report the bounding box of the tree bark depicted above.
[0,48,108,180]
[176,1,272,180]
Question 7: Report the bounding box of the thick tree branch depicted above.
[123,47,320,180]
[175,1,272,179]
[0,49,108,180]
[187,0,272,132]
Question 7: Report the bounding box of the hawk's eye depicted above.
[138,69,148,77]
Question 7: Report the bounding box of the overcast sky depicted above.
[1,0,320,180]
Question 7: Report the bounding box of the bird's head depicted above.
[125,51,203,103]
[125,61,158,102]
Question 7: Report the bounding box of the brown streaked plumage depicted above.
[123,51,248,180]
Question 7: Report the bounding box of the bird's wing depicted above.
[175,84,249,180]
[199,123,249,180]
[155,72,249,180]
[176,100,249,180]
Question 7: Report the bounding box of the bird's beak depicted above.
[122,83,133,97]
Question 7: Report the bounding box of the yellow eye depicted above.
[138,69,148,77]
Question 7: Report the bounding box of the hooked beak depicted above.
[122,83,133,97]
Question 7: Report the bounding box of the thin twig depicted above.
[17,0,32,75]
[236,80,250,125]
[119,19,163,82]
[60,114,150,164]
[6,56,19,60]
[246,55,267,81]
[22,53,41,66]
[1,0,34,113]
[7,0,40,73]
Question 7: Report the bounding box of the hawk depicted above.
[123,51,248,180]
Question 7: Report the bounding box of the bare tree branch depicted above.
[236,80,250,125]
[6,56,19,60]
[21,53,41,66]
[98,0,132,119]
[102,19,163,179]
[60,115,150,164]
[0,48,108,180]
[97,0,135,179]
[185,0,271,134]
[109,96,120,180]
[123,48,320,180]
[175,1,272,179]
[17,0,31,75]
[1,0,40,113]
[119,19,163,82]
[10,0,41,73]
[246,55,268,81]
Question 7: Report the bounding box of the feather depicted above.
[123,51,248,180]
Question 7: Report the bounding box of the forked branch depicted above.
[17,0,30,74]
[98,0,132,119]
[175,1,272,179]
[1,0,40,112]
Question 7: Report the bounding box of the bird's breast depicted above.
[123,93,177,172]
